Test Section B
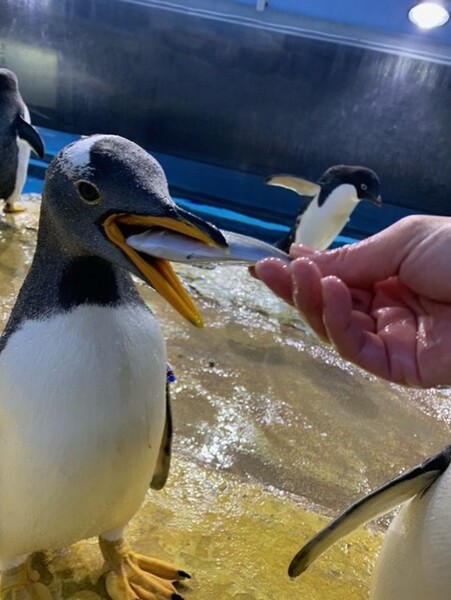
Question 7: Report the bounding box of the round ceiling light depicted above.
[408,2,450,29]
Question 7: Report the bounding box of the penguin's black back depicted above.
[0,128,19,200]
[0,74,25,199]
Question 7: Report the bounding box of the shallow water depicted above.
[3,197,451,599]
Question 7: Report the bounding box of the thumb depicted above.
[289,217,425,288]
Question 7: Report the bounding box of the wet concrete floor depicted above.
[1,197,450,599]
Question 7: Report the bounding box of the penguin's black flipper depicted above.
[289,445,451,578]
[150,381,173,491]
[15,115,45,159]
[274,230,295,252]
[274,210,304,252]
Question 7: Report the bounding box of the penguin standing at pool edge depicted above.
[0,134,266,600]
[266,165,382,251]
[288,445,451,600]
[0,68,45,213]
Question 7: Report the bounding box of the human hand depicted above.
[254,215,451,387]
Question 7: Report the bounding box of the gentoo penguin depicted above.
[0,134,282,600]
[288,445,451,600]
[266,165,381,251]
[0,68,45,213]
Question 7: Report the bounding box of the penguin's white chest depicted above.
[371,466,451,600]
[9,104,31,205]
[0,304,166,562]
[295,184,359,250]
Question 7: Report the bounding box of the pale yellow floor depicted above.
[40,457,382,600]
[1,197,450,599]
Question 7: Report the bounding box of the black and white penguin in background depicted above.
[0,68,45,213]
[266,165,382,251]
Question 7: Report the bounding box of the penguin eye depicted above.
[361,183,368,191]
[76,181,101,205]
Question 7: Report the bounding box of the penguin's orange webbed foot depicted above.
[4,202,26,214]
[99,537,190,600]
[1,561,52,600]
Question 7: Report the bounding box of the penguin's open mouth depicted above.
[103,213,227,327]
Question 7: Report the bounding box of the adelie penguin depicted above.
[266,165,382,251]
[0,134,287,600]
[0,68,45,213]
[288,445,451,600]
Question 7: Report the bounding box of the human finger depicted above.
[253,258,294,305]
[320,276,395,381]
[289,216,436,290]
[290,258,329,342]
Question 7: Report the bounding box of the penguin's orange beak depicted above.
[103,213,226,327]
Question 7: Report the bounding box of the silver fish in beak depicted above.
[126,228,290,266]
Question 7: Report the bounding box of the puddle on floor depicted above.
[2,197,450,599]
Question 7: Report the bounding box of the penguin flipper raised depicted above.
[15,115,45,159]
[150,382,173,491]
[265,174,320,197]
[289,445,451,578]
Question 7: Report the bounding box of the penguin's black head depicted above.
[43,134,228,327]
[0,68,19,93]
[318,165,382,206]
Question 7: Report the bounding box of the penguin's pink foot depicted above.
[1,560,52,600]
[99,537,190,600]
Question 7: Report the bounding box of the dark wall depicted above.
[2,0,451,215]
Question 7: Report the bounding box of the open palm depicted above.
[254,215,451,387]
